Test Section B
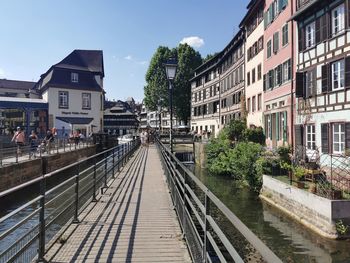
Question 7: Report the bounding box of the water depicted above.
[190,164,350,263]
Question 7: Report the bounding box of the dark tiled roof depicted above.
[0,79,36,90]
[55,50,104,76]
[56,117,93,125]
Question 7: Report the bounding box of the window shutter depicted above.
[321,64,329,93]
[298,26,304,52]
[276,113,280,141]
[264,12,267,29]
[321,123,329,153]
[278,0,283,12]
[295,72,304,98]
[263,74,266,91]
[269,114,272,139]
[312,68,317,96]
[345,56,350,89]
[345,122,350,150]
[283,111,287,142]
[320,14,328,42]
[315,17,321,44]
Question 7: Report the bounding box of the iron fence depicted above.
[156,138,282,263]
[0,139,139,263]
[0,138,94,167]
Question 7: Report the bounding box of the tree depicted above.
[203,52,219,63]
[144,44,202,123]
[173,43,202,124]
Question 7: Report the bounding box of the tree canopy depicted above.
[144,44,202,124]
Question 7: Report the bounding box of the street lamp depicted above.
[164,58,177,153]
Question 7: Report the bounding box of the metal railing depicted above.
[0,138,94,167]
[0,139,140,263]
[156,139,282,263]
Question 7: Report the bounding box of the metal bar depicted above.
[72,165,80,223]
[92,156,97,202]
[37,178,46,262]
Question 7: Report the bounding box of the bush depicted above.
[243,127,265,145]
[226,119,246,142]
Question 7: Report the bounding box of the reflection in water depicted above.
[189,164,350,263]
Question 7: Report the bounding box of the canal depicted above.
[189,164,350,263]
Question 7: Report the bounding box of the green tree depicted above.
[203,52,219,63]
[173,43,202,124]
[144,44,202,123]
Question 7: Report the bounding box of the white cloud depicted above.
[124,55,133,60]
[180,36,205,48]
[137,60,148,65]
[0,68,5,78]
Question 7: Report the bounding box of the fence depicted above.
[0,138,94,167]
[156,138,282,263]
[0,139,139,263]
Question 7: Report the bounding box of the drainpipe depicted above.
[290,1,295,153]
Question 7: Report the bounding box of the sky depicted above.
[0,0,248,103]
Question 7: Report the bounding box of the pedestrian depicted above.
[11,127,25,156]
[140,130,145,146]
[45,129,54,154]
[29,130,38,159]
[144,130,149,147]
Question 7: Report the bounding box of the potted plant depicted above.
[280,161,293,181]
[293,166,305,189]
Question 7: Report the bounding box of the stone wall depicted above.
[0,145,97,192]
[194,142,207,168]
[260,175,350,239]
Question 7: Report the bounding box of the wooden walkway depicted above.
[46,145,191,263]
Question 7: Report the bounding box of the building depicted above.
[104,100,139,136]
[240,0,265,128]
[35,50,105,137]
[292,0,350,160]
[0,79,48,141]
[190,31,245,136]
[263,0,295,148]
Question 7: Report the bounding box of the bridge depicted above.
[0,139,282,262]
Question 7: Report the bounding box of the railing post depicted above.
[182,170,187,239]
[112,147,115,178]
[104,152,108,188]
[63,138,66,152]
[117,145,120,172]
[72,165,80,224]
[92,156,97,202]
[15,147,18,163]
[203,190,210,263]
[0,139,3,167]
[37,177,46,262]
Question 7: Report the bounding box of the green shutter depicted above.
[276,113,280,141]
[269,114,273,139]
[283,111,287,142]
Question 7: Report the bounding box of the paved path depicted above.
[46,145,191,263]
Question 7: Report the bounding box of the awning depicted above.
[56,117,93,125]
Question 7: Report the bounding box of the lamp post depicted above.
[164,58,177,153]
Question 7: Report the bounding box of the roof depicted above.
[239,0,264,27]
[56,117,93,125]
[0,97,48,109]
[290,0,321,21]
[0,79,36,90]
[55,50,104,76]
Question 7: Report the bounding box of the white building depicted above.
[35,50,105,137]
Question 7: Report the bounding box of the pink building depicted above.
[263,0,296,148]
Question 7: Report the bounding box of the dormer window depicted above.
[71,73,79,83]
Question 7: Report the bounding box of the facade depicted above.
[190,31,245,137]
[104,100,138,136]
[0,79,48,141]
[241,0,265,128]
[292,0,350,160]
[263,0,295,148]
[35,50,105,137]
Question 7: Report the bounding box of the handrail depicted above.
[0,139,140,263]
[156,137,282,263]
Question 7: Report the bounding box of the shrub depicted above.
[226,119,246,142]
[244,127,265,145]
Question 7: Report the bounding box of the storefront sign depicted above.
[62,111,88,115]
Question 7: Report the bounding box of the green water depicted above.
[191,165,350,263]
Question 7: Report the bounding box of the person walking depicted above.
[11,127,25,157]
[44,130,54,154]
[29,130,38,159]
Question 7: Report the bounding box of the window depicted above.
[305,22,315,48]
[252,96,256,112]
[247,72,251,86]
[267,40,272,58]
[282,24,289,46]
[247,98,251,113]
[332,4,345,35]
[273,32,279,53]
[258,64,262,80]
[282,59,291,82]
[252,68,256,83]
[71,73,79,83]
[59,91,69,108]
[258,93,262,110]
[258,37,264,51]
[333,123,345,154]
[332,60,344,91]
[305,70,315,97]
[82,93,91,109]
[306,125,316,150]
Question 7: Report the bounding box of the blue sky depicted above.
[0,0,247,102]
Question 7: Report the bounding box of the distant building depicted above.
[104,100,139,136]
[190,31,245,137]
[35,50,105,137]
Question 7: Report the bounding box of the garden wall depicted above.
[260,175,350,239]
